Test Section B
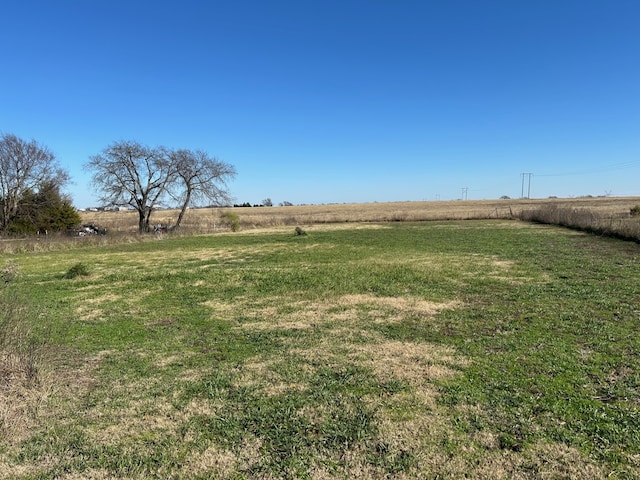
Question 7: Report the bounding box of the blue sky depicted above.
[2,0,639,208]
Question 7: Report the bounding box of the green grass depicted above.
[2,221,640,478]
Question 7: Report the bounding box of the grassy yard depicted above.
[2,220,640,478]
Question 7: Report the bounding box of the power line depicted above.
[536,160,640,177]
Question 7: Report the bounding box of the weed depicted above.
[63,262,91,279]
[220,211,240,232]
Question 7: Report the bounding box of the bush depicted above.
[294,226,307,236]
[220,211,240,232]
[5,181,82,235]
[630,205,640,217]
[63,263,90,279]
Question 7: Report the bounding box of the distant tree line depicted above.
[233,199,294,208]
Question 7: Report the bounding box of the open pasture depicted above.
[80,196,640,233]
[2,219,640,478]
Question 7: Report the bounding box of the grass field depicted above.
[2,218,640,478]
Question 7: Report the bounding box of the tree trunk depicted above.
[138,208,152,233]
[138,209,146,233]
[173,187,192,229]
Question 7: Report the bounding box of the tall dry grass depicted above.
[0,262,50,442]
[79,197,640,232]
[519,203,640,241]
[0,230,148,254]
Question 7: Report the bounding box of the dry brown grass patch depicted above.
[183,436,264,479]
[0,350,110,478]
[152,353,195,368]
[339,294,460,317]
[446,441,608,479]
[310,447,412,480]
[0,462,43,480]
[87,398,182,445]
[74,292,125,321]
[182,398,219,418]
[234,294,461,332]
[55,468,126,480]
[233,292,467,420]
[201,299,239,316]
[230,293,483,480]
[350,340,468,385]
[234,358,308,397]
[371,415,610,479]
[184,444,237,478]
[0,366,56,444]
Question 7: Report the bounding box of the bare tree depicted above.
[0,133,70,232]
[86,141,175,233]
[87,141,236,232]
[169,149,236,229]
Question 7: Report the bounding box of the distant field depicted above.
[80,196,640,233]
[2,220,640,478]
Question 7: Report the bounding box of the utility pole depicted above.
[520,173,533,198]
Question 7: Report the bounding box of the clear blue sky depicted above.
[2,0,639,208]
